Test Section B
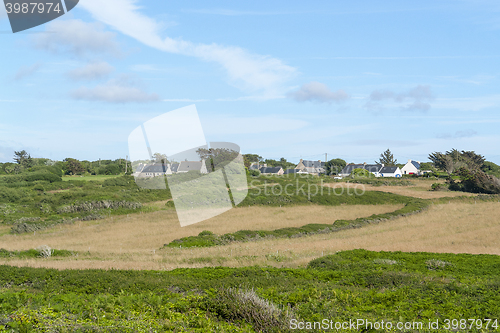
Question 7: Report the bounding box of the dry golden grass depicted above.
[3,201,500,271]
[0,203,399,256]
[325,179,477,199]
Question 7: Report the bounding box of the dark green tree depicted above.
[376,149,397,166]
[243,154,262,168]
[429,149,485,175]
[64,158,85,175]
[325,158,347,175]
[13,150,34,168]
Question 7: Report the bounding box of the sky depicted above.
[1,0,500,164]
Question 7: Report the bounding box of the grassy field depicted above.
[1,249,500,332]
[61,174,124,181]
[2,200,498,271]
[1,175,500,332]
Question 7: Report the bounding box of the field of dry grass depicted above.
[0,204,400,266]
[2,199,499,270]
[325,179,478,199]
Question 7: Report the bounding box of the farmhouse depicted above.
[177,160,209,174]
[401,159,421,175]
[283,168,308,175]
[379,166,403,178]
[295,159,326,175]
[136,160,208,177]
[260,166,284,175]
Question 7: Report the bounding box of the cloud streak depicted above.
[13,63,42,81]
[365,85,434,112]
[71,76,159,103]
[287,81,349,104]
[437,130,478,139]
[33,19,120,57]
[79,0,296,97]
[67,62,115,81]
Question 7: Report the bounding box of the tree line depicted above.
[0,150,130,176]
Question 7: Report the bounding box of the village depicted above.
[133,157,428,178]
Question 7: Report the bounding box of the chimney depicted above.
[363,162,367,165]
[408,159,411,163]
[300,159,303,162]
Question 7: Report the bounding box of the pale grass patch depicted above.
[324,180,478,199]
[3,201,499,271]
[0,204,400,256]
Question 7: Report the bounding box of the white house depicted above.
[401,160,421,175]
[379,166,403,178]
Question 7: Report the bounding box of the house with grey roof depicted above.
[259,166,284,175]
[137,163,168,177]
[401,160,421,175]
[136,160,208,177]
[379,166,403,178]
[249,162,264,170]
[295,159,326,175]
[339,163,383,177]
[177,160,209,174]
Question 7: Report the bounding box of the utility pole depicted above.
[325,153,327,163]
[125,155,128,174]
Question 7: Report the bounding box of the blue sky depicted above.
[1,0,500,164]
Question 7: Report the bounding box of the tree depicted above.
[153,153,168,163]
[376,149,397,166]
[482,161,500,178]
[243,154,262,168]
[428,149,485,175]
[196,147,239,171]
[64,158,85,175]
[419,162,436,173]
[13,150,34,168]
[325,158,346,175]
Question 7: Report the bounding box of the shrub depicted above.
[431,183,447,191]
[203,288,295,333]
[248,169,261,177]
[36,245,53,258]
[426,259,453,270]
[24,171,61,183]
[350,168,375,179]
[0,187,21,202]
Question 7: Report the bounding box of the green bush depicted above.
[24,172,61,183]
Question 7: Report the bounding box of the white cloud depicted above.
[287,81,349,103]
[67,62,115,81]
[71,76,159,103]
[366,85,434,112]
[33,19,120,57]
[13,63,42,81]
[79,0,296,97]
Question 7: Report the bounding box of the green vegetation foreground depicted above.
[1,250,500,332]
